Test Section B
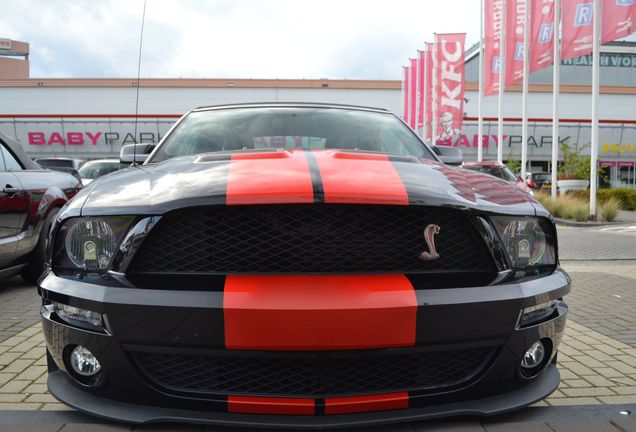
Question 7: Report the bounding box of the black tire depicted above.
[21,208,60,285]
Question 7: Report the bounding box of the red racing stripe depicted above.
[312,150,409,205]
[325,392,409,415]
[228,395,315,415]
[226,149,314,205]
[223,275,417,350]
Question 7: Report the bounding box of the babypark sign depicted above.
[27,131,162,146]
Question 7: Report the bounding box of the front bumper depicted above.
[39,268,570,428]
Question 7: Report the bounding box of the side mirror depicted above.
[120,144,156,164]
[432,146,463,166]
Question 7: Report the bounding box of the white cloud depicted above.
[1,0,481,79]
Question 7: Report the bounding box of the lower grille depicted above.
[131,346,496,397]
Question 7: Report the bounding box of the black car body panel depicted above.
[38,104,568,427]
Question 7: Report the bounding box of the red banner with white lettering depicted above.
[485,0,504,96]
[409,58,417,129]
[561,0,594,61]
[505,0,527,86]
[417,50,425,129]
[435,33,465,144]
[602,0,636,44]
[425,43,434,138]
[402,66,409,122]
[530,0,555,72]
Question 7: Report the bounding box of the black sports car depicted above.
[39,103,569,428]
[0,133,82,283]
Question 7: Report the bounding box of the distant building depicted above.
[0,40,634,188]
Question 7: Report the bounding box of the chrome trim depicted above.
[489,270,513,286]
[110,216,162,273]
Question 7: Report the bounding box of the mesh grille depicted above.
[130,205,493,274]
[131,347,496,397]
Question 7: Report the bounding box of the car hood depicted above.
[79,149,543,217]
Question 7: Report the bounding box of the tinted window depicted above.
[0,144,23,171]
[36,159,75,169]
[150,107,436,163]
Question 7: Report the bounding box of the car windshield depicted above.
[464,165,519,182]
[78,161,123,179]
[149,107,436,163]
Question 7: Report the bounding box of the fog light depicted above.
[521,341,545,369]
[70,346,101,377]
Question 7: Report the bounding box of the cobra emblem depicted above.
[419,224,441,261]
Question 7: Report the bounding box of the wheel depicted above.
[21,208,60,285]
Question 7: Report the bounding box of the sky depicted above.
[0,0,481,80]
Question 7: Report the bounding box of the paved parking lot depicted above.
[0,223,634,430]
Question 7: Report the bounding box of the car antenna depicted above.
[132,0,147,167]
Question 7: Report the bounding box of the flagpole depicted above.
[432,34,438,146]
[551,0,560,200]
[478,0,485,161]
[521,0,530,180]
[497,0,506,164]
[590,0,600,218]
[422,49,429,140]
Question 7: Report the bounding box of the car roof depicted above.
[82,159,120,164]
[462,161,505,167]
[0,132,41,170]
[192,102,390,114]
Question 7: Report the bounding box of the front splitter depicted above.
[48,365,560,429]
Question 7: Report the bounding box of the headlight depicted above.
[52,217,135,271]
[490,216,556,270]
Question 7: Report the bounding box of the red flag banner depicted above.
[417,50,425,129]
[561,0,594,61]
[409,58,417,129]
[485,0,504,96]
[602,0,636,44]
[530,0,555,72]
[425,43,434,139]
[435,33,466,144]
[505,0,527,86]
[402,66,409,122]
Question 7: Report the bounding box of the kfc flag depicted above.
[485,0,504,96]
[402,66,409,122]
[417,50,425,129]
[435,33,466,144]
[561,0,594,61]
[409,58,418,129]
[530,0,555,72]
[505,0,527,86]
[602,0,636,44]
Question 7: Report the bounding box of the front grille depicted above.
[130,205,494,274]
[131,346,496,397]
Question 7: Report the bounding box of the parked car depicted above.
[34,157,84,182]
[77,159,127,185]
[462,161,535,195]
[0,133,82,283]
[39,103,568,427]
[35,157,84,171]
[526,171,552,191]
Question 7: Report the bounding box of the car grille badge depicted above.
[419,224,441,261]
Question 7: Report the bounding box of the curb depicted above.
[554,218,629,227]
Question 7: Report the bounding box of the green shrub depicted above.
[568,188,636,211]
[597,197,622,222]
